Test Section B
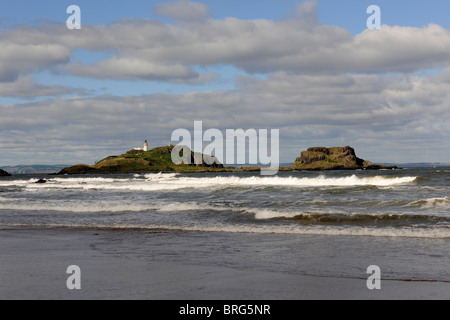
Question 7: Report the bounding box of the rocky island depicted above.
[0,169,11,177]
[57,145,396,175]
[288,146,397,171]
[57,145,233,175]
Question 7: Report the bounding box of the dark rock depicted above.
[290,146,397,171]
[193,154,224,168]
[0,169,11,177]
[307,147,330,155]
[58,164,101,175]
[35,179,47,184]
[297,151,328,164]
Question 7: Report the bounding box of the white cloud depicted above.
[0,76,84,99]
[1,69,449,164]
[293,0,320,27]
[3,8,450,80]
[154,0,211,24]
[0,42,70,82]
[63,57,198,81]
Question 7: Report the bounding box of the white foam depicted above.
[174,175,417,188]
[406,197,450,210]
[1,222,448,239]
[12,174,418,192]
[0,199,333,221]
[144,172,180,180]
[0,199,227,213]
[0,179,35,186]
[0,196,28,202]
[244,208,302,219]
[157,202,218,212]
[0,198,249,215]
[0,200,162,213]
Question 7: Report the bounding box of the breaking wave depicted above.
[1,169,446,240]
[1,196,448,239]
[406,197,450,209]
[0,174,418,192]
[1,222,448,239]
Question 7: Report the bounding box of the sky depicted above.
[1,0,450,165]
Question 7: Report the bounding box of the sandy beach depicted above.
[0,227,448,300]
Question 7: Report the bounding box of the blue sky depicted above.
[3,0,450,30]
[1,1,450,165]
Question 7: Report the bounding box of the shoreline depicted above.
[1,227,448,300]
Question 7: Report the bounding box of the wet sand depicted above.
[0,227,448,300]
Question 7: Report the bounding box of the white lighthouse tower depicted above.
[144,140,149,152]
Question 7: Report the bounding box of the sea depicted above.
[0,167,449,290]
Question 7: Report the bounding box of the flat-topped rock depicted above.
[290,146,397,171]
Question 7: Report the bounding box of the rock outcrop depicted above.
[0,169,11,177]
[290,146,397,171]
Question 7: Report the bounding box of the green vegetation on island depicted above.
[57,146,239,174]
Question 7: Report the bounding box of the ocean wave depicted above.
[0,200,162,213]
[157,202,219,212]
[2,222,449,239]
[245,208,450,224]
[289,212,449,224]
[2,194,446,230]
[0,199,228,213]
[170,175,418,188]
[144,172,180,180]
[3,194,445,228]
[5,174,419,192]
[405,197,450,209]
[0,196,28,202]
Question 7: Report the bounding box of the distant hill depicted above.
[380,163,450,168]
[1,165,71,174]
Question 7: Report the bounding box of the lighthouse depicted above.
[144,140,148,152]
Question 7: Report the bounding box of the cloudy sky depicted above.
[1,0,450,166]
